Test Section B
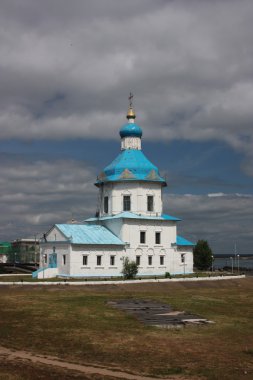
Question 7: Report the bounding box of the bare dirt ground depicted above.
[0,346,200,380]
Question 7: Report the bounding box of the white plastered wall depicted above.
[70,245,125,277]
[99,181,163,217]
[40,243,71,276]
[173,246,194,274]
[46,226,67,242]
[120,219,179,275]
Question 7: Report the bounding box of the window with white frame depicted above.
[83,255,88,266]
[62,254,66,265]
[160,256,164,265]
[110,255,115,266]
[136,256,141,266]
[155,232,161,244]
[147,195,154,212]
[140,231,146,244]
[148,256,153,266]
[123,195,131,211]
[97,255,102,266]
[181,254,185,263]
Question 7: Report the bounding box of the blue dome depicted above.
[96,149,166,186]
[119,123,142,138]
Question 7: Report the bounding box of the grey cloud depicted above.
[0,155,96,240]
[164,193,253,255]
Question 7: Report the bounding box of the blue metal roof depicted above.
[176,235,195,246]
[85,212,181,222]
[96,149,166,185]
[119,122,142,138]
[55,224,125,245]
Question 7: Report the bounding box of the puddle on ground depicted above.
[108,299,214,328]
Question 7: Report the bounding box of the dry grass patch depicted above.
[0,279,252,379]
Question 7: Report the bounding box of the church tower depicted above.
[35,94,194,279]
[34,94,194,280]
[96,94,166,217]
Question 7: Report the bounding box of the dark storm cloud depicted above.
[0,0,253,172]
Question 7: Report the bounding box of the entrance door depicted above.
[49,253,57,268]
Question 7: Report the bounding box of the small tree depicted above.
[122,257,138,279]
[193,240,213,270]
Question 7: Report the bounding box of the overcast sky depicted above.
[0,0,253,255]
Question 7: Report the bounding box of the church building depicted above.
[33,97,194,279]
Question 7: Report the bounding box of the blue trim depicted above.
[176,235,195,246]
[32,267,47,278]
[85,212,181,222]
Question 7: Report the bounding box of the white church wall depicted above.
[121,219,180,276]
[100,218,123,241]
[173,247,194,274]
[69,245,125,277]
[46,226,67,242]
[121,219,177,248]
[40,243,70,276]
[100,181,163,217]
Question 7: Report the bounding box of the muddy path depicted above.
[0,345,200,380]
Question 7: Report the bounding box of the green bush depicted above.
[121,257,138,279]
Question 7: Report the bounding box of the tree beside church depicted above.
[193,240,213,270]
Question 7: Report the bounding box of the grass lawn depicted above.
[0,278,252,379]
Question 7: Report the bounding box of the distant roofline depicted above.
[12,238,38,243]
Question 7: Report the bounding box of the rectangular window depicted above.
[148,256,152,266]
[110,255,115,266]
[147,195,154,212]
[83,255,88,266]
[104,196,108,214]
[181,254,185,263]
[160,256,164,266]
[44,254,47,264]
[136,256,141,266]
[140,231,146,244]
[155,232,161,244]
[97,255,102,266]
[63,254,66,265]
[123,195,131,211]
